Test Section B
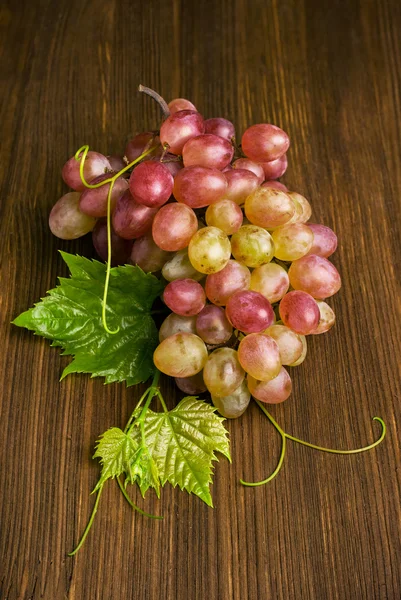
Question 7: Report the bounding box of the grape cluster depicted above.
[49,92,341,419]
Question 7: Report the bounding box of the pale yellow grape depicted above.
[244,187,295,229]
[162,249,204,282]
[272,223,314,261]
[205,199,243,234]
[188,226,231,274]
[211,381,251,418]
[158,313,197,342]
[250,263,289,303]
[49,192,96,240]
[264,324,303,365]
[231,225,274,268]
[312,301,336,334]
[288,335,307,366]
[203,348,245,397]
[288,192,312,223]
[153,333,208,377]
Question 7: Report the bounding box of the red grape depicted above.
[226,290,274,333]
[242,124,290,162]
[129,161,173,208]
[204,117,235,142]
[163,279,206,316]
[92,219,133,266]
[224,169,259,205]
[62,151,111,191]
[288,255,341,299]
[79,174,129,217]
[112,190,157,239]
[182,134,234,170]
[279,291,320,334]
[152,203,198,251]
[160,110,204,155]
[174,166,228,208]
[260,154,288,180]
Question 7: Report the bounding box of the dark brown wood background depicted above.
[1,0,400,598]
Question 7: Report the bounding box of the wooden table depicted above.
[1,1,400,598]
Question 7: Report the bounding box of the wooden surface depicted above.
[1,0,400,598]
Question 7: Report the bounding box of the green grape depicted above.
[162,249,204,282]
[188,226,231,274]
[231,225,274,268]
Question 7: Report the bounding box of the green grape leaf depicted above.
[12,252,164,386]
[92,427,139,491]
[130,397,231,506]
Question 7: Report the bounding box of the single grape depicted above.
[224,169,259,205]
[159,313,197,342]
[182,134,234,170]
[306,224,338,258]
[205,199,243,235]
[175,371,207,394]
[160,110,204,155]
[204,117,235,142]
[231,225,275,268]
[247,367,292,404]
[188,227,231,274]
[153,333,208,377]
[79,174,129,218]
[288,192,312,222]
[288,255,341,299]
[131,233,172,272]
[152,203,198,251]
[62,151,111,191]
[262,180,289,192]
[272,223,314,261]
[264,324,303,365]
[168,98,197,114]
[107,155,127,172]
[289,335,307,366]
[205,260,251,306]
[92,219,133,265]
[163,279,206,316]
[174,166,228,208]
[129,161,173,208]
[211,381,251,418]
[232,158,264,184]
[112,190,157,239]
[203,348,245,397]
[260,154,288,180]
[125,132,159,162]
[245,187,295,229]
[279,290,320,334]
[162,249,204,282]
[238,333,281,381]
[250,263,289,303]
[226,290,274,333]
[196,305,233,345]
[242,124,290,162]
[312,301,336,334]
[49,192,96,239]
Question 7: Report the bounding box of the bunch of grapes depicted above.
[49,89,341,419]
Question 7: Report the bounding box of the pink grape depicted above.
[288,192,312,222]
[306,224,338,258]
[175,371,207,394]
[245,187,295,229]
[112,190,157,239]
[288,255,341,299]
[247,367,292,404]
[182,134,234,170]
[174,166,228,208]
[203,348,245,397]
[232,158,264,184]
[79,174,129,218]
[125,132,159,162]
[160,110,204,155]
[204,117,235,142]
[238,334,281,381]
[205,199,243,234]
[131,233,172,272]
[226,290,274,333]
[242,124,290,162]
[260,154,288,180]
[168,98,197,114]
[107,155,127,172]
[262,180,288,192]
[129,161,173,208]
[159,313,197,342]
[211,381,251,418]
[153,333,208,377]
[196,305,233,345]
[49,192,96,240]
[224,169,259,205]
[312,301,336,334]
[152,203,198,251]
[264,324,304,365]
[92,219,133,266]
[250,263,289,303]
[163,279,206,316]
[205,260,251,306]
[62,151,111,191]
[279,291,320,334]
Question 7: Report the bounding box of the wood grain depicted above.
[1,0,400,598]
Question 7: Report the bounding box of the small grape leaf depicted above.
[92,428,138,491]
[129,397,231,507]
[12,252,164,386]
[129,448,161,498]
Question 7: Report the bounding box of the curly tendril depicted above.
[240,401,386,487]
[75,144,159,334]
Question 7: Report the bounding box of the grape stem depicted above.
[138,84,170,119]
[75,144,159,334]
[240,401,386,487]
